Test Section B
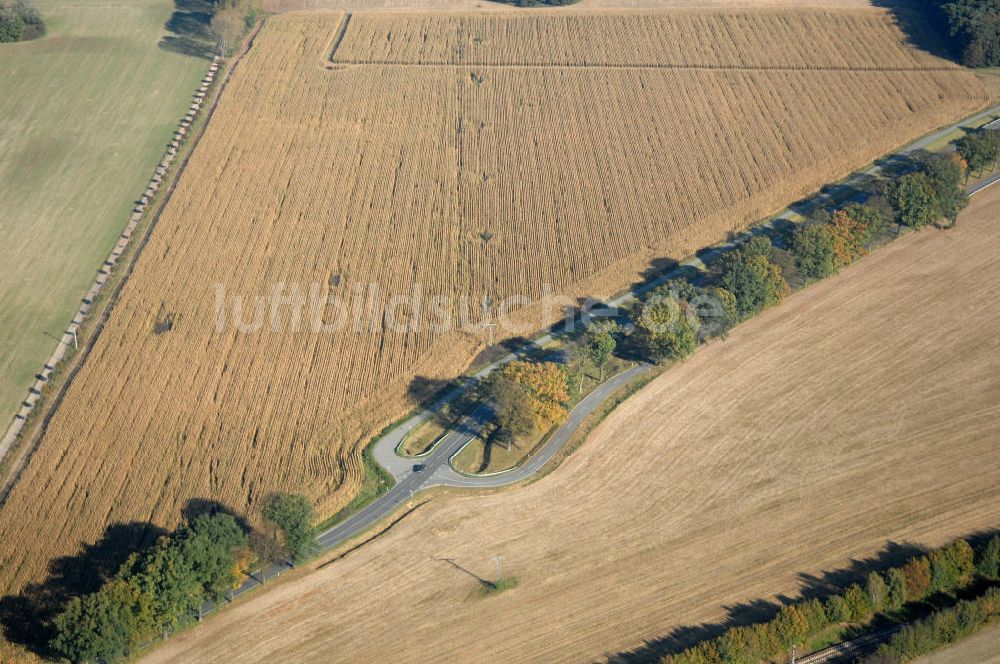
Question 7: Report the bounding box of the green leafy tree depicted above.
[976,535,1000,579]
[887,172,939,229]
[866,571,888,613]
[842,202,890,240]
[178,513,249,600]
[773,604,809,648]
[586,322,618,381]
[262,493,318,565]
[720,247,788,318]
[940,0,1000,67]
[488,376,536,443]
[790,223,836,280]
[921,153,969,224]
[886,568,907,610]
[51,577,147,664]
[0,3,23,42]
[134,538,202,638]
[957,133,989,175]
[691,286,738,339]
[929,539,975,593]
[663,278,699,302]
[825,594,849,623]
[800,598,829,633]
[632,293,697,362]
[844,584,872,622]
[742,235,775,260]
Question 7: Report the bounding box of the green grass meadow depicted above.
[0,0,206,425]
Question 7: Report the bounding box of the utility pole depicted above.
[791,644,796,664]
[482,296,495,347]
[71,328,78,349]
[493,554,503,586]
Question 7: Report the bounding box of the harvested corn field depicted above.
[0,9,987,595]
[330,10,950,68]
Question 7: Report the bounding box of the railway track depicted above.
[797,626,902,664]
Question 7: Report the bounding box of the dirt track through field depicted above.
[142,187,1000,664]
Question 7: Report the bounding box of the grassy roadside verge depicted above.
[315,433,395,533]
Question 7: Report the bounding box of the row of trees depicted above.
[50,513,250,663]
[50,493,319,663]
[661,535,1000,664]
[628,235,784,365]
[956,129,1000,179]
[790,203,884,280]
[790,148,973,284]
[628,121,988,369]
[0,0,44,42]
[867,586,1000,662]
[887,153,969,230]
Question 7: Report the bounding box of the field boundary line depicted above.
[323,12,352,65]
[0,20,266,502]
[326,59,966,74]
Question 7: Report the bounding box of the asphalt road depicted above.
[969,169,1000,196]
[318,403,492,549]
[322,361,650,550]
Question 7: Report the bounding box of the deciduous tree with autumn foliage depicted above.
[830,209,870,269]
[489,361,570,435]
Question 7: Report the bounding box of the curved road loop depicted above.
[321,364,650,547]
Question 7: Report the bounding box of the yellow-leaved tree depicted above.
[495,361,569,430]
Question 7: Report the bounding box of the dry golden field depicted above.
[0,9,987,596]
[264,0,876,13]
[142,186,1000,664]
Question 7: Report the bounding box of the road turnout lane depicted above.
[322,362,650,550]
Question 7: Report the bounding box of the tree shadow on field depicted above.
[436,557,494,589]
[406,375,486,430]
[181,498,251,532]
[0,521,168,657]
[868,0,955,61]
[159,0,216,60]
[601,539,934,664]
